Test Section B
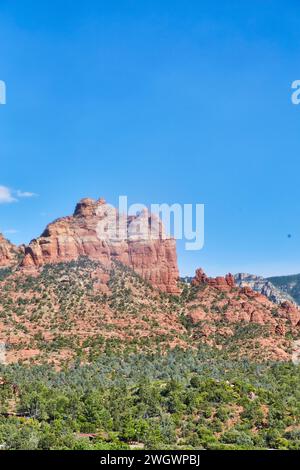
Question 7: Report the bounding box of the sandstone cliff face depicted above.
[22,198,179,293]
[0,234,19,267]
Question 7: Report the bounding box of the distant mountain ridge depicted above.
[268,274,300,306]
[234,273,297,305]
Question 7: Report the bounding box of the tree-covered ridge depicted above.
[0,259,187,365]
[0,258,298,366]
[0,349,300,450]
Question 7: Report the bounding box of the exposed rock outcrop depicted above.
[189,267,300,330]
[21,198,179,293]
[280,301,300,327]
[0,234,20,267]
[192,268,235,291]
[234,273,295,305]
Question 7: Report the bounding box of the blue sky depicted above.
[0,0,300,277]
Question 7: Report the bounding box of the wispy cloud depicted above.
[3,229,19,235]
[16,190,37,198]
[0,186,16,204]
[0,185,38,204]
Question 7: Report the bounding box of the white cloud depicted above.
[0,185,38,204]
[16,190,37,198]
[0,186,16,204]
[3,229,19,234]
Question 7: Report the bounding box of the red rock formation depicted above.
[280,301,300,327]
[21,198,179,293]
[190,267,300,331]
[192,268,208,286]
[192,268,236,291]
[225,273,235,288]
[0,234,20,267]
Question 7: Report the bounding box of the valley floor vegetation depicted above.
[0,347,300,450]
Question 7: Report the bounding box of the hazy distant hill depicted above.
[268,274,300,306]
[234,273,296,305]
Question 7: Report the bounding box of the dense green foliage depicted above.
[0,348,300,450]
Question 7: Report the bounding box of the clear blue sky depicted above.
[0,0,300,277]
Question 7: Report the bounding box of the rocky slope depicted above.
[21,197,179,294]
[185,268,300,361]
[0,261,299,365]
[234,273,296,305]
[0,258,186,365]
[0,233,21,267]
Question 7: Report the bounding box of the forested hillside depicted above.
[0,349,300,450]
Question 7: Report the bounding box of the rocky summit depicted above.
[21,197,179,294]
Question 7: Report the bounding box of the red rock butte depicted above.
[20,197,180,293]
[192,268,236,290]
